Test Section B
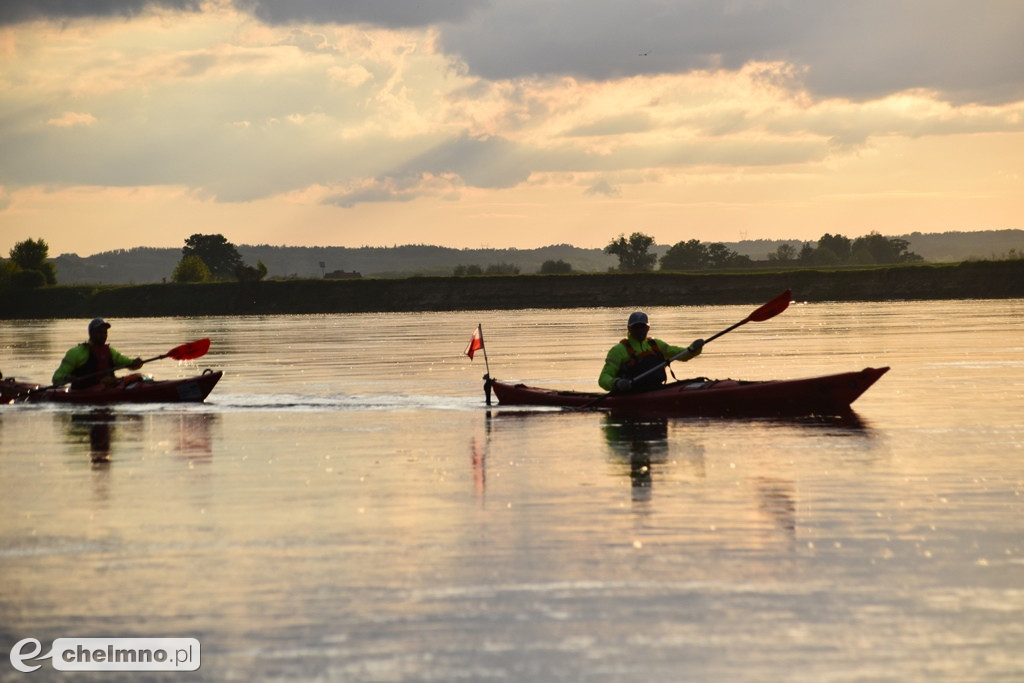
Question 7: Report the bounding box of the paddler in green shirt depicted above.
[52,318,143,390]
[598,311,704,393]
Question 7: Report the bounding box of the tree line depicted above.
[604,231,923,272]
[452,259,573,275]
[199,230,922,277]
[2,228,1010,291]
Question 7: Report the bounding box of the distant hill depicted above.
[51,244,621,284]
[49,230,1023,285]
[894,230,1024,262]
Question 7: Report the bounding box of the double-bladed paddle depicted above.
[579,290,792,409]
[13,338,211,401]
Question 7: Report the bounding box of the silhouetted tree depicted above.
[539,259,573,274]
[660,239,708,270]
[660,240,751,270]
[605,232,657,272]
[181,233,243,280]
[768,243,797,262]
[0,260,16,290]
[706,242,752,269]
[818,233,852,262]
[8,237,57,286]
[235,260,268,282]
[809,246,841,266]
[798,242,816,264]
[851,232,922,264]
[484,262,520,275]
[172,255,212,283]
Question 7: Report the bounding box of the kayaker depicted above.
[52,318,143,390]
[598,311,704,393]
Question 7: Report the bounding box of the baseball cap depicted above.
[88,318,111,333]
[627,311,649,327]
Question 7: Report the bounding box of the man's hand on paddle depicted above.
[612,378,633,393]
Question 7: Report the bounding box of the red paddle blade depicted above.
[748,289,791,322]
[167,338,211,361]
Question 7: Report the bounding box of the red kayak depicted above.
[488,367,889,417]
[2,370,222,405]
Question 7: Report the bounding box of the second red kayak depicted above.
[2,370,222,405]
[488,367,889,417]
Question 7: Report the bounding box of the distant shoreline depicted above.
[2,260,1022,319]
[47,229,1024,284]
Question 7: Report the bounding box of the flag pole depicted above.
[477,324,492,378]
[478,324,493,405]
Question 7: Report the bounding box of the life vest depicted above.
[618,338,667,390]
[70,342,114,390]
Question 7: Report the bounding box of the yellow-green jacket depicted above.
[598,335,699,391]
[53,342,135,387]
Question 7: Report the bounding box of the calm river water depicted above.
[2,299,1023,682]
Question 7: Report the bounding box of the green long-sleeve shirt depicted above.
[598,335,699,391]
[53,342,135,386]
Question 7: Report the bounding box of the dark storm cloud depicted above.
[0,0,479,27]
[0,0,202,24]
[233,0,480,29]
[438,0,1024,105]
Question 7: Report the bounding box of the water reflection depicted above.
[66,410,119,465]
[754,476,797,550]
[601,415,671,497]
[471,414,491,503]
[61,410,219,465]
[598,411,882,523]
[170,413,217,463]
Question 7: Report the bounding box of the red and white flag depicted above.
[465,325,484,360]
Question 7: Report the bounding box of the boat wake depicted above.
[205,392,483,413]
[2,392,486,414]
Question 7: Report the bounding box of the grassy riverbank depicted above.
[2,260,1022,319]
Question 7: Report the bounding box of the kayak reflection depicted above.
[170,412,218,462]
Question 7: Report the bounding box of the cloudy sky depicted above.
[1,0,1022,257]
